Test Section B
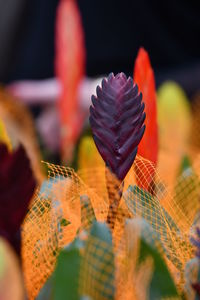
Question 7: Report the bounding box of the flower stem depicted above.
[105,168,123,230]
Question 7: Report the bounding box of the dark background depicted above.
[1,0,200,95]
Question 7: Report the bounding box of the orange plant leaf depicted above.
[55,0,86,164]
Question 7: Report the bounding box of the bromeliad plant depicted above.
[89,72,146,228]
[32,71,183,300]
[23,50,198,300]
[89,72,146,181]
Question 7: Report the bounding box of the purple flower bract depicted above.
[89,72,146,181]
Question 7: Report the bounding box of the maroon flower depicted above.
[0,143,36,255]
[89,72,145,181]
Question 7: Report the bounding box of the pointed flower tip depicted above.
[89,72,145,181]
[106,72,128,90]
[138,47,147,56]
[136,47,152,69]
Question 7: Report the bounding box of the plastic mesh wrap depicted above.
[22,155,197,299]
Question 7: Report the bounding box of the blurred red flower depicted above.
[0,144,36,255]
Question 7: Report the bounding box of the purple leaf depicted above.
[0,143,36,255]
[89,72,145,181]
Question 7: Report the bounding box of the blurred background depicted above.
[1,2,200,298]
[1,0,200,165]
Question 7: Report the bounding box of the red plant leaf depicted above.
[134,48,158,191]
[134,47,158,164]
[55,0,86,163]
[89,73,145,181]
[0,144,36,254]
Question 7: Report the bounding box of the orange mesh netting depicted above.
[22,154,198,299]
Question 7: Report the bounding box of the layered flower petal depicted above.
[89,72,145,181]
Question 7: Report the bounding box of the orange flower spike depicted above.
[55,0,86,164]
[134,48,158,165]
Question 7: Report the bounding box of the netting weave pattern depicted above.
[22,155,198,299]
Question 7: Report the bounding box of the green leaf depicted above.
[125,219,180,299]
[81,221,115,300]
[178,155,192,176]
[174,167,200,220]
[123,185,182,269]
[36,277,53,300]
[53,238,83,300]
[124,185,179,235]
[80,195,96,231]
[139,241,179,299]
